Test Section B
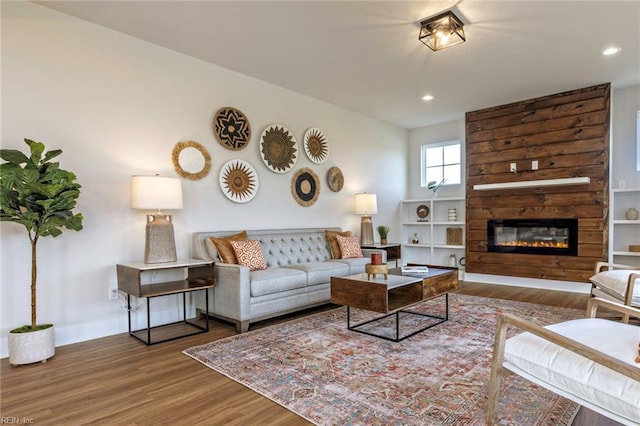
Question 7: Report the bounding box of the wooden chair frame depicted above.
[487,297,640,425]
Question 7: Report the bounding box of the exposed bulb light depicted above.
[422,94,435,101]
[602,47,621,56]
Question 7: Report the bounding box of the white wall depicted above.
[611,85,640,189]
[0,2,408,357]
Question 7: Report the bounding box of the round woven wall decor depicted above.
[213,107,251,150]
[326,166,344,192]
[219,159,259,203]
[303,127,329,164]
[260,124,298,173]
[291,167,320,207]
[172,140,211,180]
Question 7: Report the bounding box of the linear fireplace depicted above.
[487,219,578,256]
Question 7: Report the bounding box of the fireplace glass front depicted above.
[487,219,578,256]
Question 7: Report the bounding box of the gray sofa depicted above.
[192,228,386,333]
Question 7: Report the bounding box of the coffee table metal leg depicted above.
[346,292,450,342]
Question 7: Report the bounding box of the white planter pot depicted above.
[8,325,55,365]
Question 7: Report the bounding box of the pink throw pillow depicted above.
[336,235,364,259]
[230,240,267,271]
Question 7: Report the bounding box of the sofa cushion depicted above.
[336,234,364,259]
[505,318,640,424]
[325,229,353,259]
[255,231,333,266]
[329,257,370,274]
[285,262,350,286]
[209,230,248,263]
[231,240,267,271]
[250,267,308,297]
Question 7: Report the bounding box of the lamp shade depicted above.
[131,175,183,210]
[354,193,377,215]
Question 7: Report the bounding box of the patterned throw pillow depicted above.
[209,230,248,264]
[230,240,267,271]
[325,230,353,259]
[336,235,364,259]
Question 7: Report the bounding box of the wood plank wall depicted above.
[465,84,610,283]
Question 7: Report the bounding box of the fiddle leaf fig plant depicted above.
[0,138,83,332]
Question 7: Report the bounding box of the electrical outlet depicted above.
[109,287,119,301]
[510,162,517,173]
[532,160,538,170]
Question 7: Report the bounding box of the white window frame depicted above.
[420,140,461,187]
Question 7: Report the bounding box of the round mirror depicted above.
[172,141,211,180]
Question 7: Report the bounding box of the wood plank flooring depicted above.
[0,282,592,425]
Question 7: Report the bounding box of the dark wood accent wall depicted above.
[465,84,610,283]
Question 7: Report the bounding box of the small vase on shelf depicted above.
[626,208,639,220]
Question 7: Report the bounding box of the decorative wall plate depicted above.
[417,204,430,221]
[213,107,251,150]
[291,167,320,207]
[260,124,298,173]
[219,159,259,203]
[172,140,211,181]
[303,127,329,164]
[326,166,344,192]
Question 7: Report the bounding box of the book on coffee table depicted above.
[401,266,429,275]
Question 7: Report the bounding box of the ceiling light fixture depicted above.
[602,47,621,56]
[422,95,434,101]
[419,10,466,51]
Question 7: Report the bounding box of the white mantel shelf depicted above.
[473,177,590,191]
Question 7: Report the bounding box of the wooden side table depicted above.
[116,259,215,345]
[361,243,401,266]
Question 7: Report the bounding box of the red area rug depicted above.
[184,294,582,425]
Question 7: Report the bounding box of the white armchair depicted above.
[590,261,640,323]
[487,297,640,425]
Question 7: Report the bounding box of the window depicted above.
[421,140,461,187]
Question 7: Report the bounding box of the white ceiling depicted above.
[36,1,640,129]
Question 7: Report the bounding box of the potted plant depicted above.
[1,139,83,365]
[377,225,390,245]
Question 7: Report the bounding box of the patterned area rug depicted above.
[184,294,583,425]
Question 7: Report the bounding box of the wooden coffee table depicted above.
[330,265,458,341]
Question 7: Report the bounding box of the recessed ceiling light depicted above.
[422,95,435,101]
[602,47,621,56]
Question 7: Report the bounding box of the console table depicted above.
[116,259,215,345]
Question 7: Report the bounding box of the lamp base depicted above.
[360,215,374,246]
[144,214,177,264]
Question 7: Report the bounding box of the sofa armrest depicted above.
[211,263,252,321]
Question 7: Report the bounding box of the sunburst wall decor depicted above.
[213,107,251,150]
[260,124,298,173]
[219,159,259,203]
[291,167,320,207]
[303,128,329,164]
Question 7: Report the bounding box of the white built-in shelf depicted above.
[473,177,590,191]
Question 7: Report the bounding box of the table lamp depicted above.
[354,192,377,245]
[131,175,183,263]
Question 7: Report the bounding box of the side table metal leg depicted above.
[146,297,151,345]
[127,294,132,336]
[205,288,210,331]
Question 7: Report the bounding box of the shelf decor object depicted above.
[473,177,590,191]
[131,175,183,264]
[291,167,320,207]
[303,127,329,164]
[171,140,211,181]
[418,10,466,51]
[219,159,259,203]
[213,106,251,151]
[417,204,430,221]
[326,166,344,192]
[260,124,298,173]
[354,192,377,245]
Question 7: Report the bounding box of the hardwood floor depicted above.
[1,282,592,425]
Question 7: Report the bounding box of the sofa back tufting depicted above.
[193,228,340,267]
